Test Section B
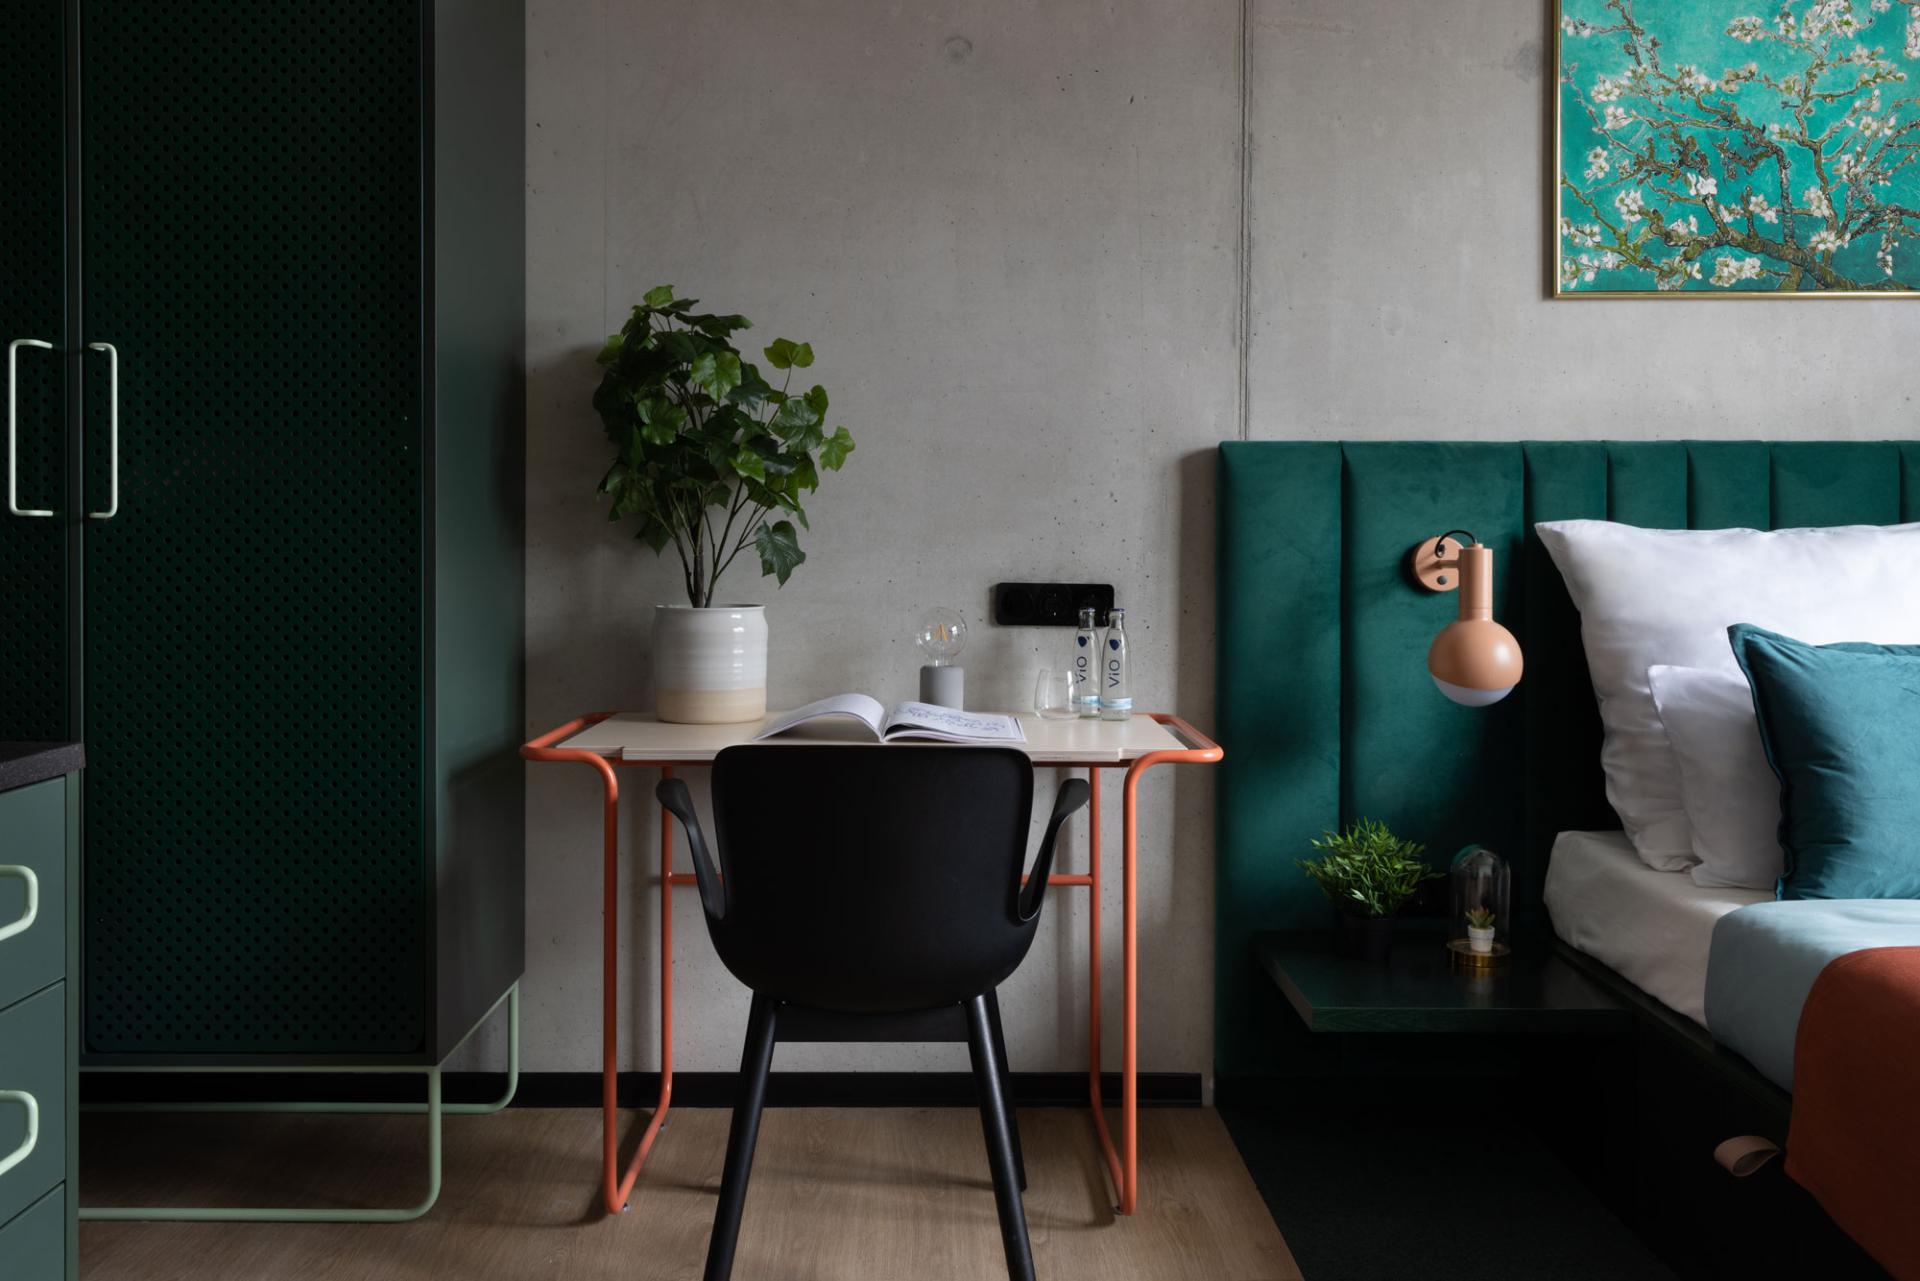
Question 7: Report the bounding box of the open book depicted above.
[755,694,1026,745]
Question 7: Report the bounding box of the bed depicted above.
[1548,830,1920,1279]
[1217,440,1920,1279]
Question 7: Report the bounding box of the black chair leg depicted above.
[983,988,1027,1192]
[705,992,779,1281]
[966,993,1036,1281]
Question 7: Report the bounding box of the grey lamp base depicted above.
[919,665,964,709]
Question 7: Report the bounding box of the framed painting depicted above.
[1555,0,1920,296]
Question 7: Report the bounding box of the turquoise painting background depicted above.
[1558,0,1920,292]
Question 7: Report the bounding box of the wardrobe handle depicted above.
[0,865,40,943]
[87,342,120,519]
[7,338,56,518]
[0,1091,40,1180]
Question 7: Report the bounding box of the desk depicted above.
[522,710,1220,1218]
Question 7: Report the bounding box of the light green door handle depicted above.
[0,1090,38,1179]
[7,338,56,518]
[0,865,38,943]
[86,342,120,519]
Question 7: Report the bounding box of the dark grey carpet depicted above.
[1220,1101,1677,1281]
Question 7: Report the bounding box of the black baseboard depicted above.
[81,1069,1202,1110]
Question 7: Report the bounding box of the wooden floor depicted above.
[80,1106,1300,1280]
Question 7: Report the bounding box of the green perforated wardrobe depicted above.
[1,2,525,1068]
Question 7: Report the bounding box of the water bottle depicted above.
[1100,607,1132,721]
[1072,606,1101,718]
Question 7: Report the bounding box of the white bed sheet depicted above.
[1544,830,1772,1026]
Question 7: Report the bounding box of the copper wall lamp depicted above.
[1410,531,1524,707]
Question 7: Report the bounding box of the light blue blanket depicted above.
[1704,899,1920,1091]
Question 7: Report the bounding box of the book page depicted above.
[755,693,886,741]
[880,701,1027,743]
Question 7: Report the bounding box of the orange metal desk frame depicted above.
[521,711,1221,1217]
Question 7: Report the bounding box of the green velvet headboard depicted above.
[1214,440,1920,1078]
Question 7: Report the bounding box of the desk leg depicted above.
[599,763,676,1214]
[1084,769,1126,1212]
[1119,762,1143,1216]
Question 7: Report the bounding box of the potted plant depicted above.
[1296,819,1438,963]
[1464,905,1497,954]
[593,286,855,723]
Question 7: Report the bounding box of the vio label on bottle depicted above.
[1100,607,1132,720]
[1073,607,1100,717]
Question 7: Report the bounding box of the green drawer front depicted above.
[0,781,65,1012]
[0,1185,65,1281]
[0,986,66,1230]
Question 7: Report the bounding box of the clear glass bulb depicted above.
[916,607,968,666]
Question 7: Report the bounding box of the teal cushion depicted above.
[1728,625,1920,901]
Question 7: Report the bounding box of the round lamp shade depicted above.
[1428,618,1523,707]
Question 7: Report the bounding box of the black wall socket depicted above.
[992,582,1115,627]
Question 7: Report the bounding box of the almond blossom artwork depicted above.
[1557,0,1920,293]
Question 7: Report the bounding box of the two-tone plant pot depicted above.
[652,604,768,724]
[1467,925,1496,954]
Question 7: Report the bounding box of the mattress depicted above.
[1543,830,1772,1026]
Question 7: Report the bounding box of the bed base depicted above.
[1553,942,1886,1281]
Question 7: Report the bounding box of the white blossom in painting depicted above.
[1559,0,1920,292]
[1712,254,1768,283]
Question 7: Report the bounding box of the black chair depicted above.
[657,744,1089,1281]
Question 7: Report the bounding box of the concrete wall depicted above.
[505,0,1916,1080]
[516,0,1240,1076]
[1246,1,1920,441]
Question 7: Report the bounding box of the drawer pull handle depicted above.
[0,865,38,943]
[0,1090,37,1179]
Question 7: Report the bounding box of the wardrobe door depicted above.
[80,3,427,1056]
[0,2,69,743]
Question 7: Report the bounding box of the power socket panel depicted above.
[992,582,1115,627]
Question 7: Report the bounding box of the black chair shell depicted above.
[657,744,1088,1281]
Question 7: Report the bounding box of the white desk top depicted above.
[554,711,1190,764]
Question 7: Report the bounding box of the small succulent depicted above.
[1464,905,1497,931]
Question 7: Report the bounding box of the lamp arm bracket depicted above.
[1409,531,1478,593]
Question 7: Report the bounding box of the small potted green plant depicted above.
[1464,905,1498,955]
[1296,819,1438,962]
[593,286,855,723]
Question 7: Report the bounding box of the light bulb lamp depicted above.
[915,606,968,709]
[1409,530,1523,707]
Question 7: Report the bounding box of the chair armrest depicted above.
[656,777,727,921]
[1017,777,1090,923]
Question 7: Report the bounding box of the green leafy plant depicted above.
[1464,905,1497,931]
[1296,819,1438,920]
[593,285,856,608]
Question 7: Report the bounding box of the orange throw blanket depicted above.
[1788,946,1920,1280]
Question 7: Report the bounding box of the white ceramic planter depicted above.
[1467,925,1496,954]
[652,605,768,724]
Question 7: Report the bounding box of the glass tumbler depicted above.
[1033,669,1076,720]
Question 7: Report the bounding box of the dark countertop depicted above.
[0,742,85,793]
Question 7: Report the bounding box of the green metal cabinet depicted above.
[0,774,80,1281]
[0,2,525,1070]
[0,2,68,744]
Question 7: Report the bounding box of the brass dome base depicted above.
[1447,938,1512,972]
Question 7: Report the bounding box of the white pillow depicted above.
[1647,664,1782,890]
[1535,519,1920,871]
